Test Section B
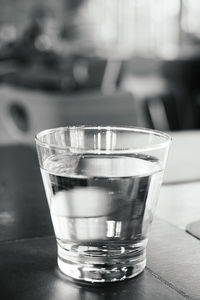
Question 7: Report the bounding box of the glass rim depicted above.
[35,125,171,153]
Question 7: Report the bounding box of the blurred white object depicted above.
[181,0,200,38]
[74,0,180,59]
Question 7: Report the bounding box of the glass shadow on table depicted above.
[0,236,157,300]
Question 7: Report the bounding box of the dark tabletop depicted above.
[0,144,53,241]
[0,144,199,300]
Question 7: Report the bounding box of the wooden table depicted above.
[0,134,200,300]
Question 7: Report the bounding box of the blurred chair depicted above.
[145,97,169,131]
[145,92,181,131]
[120,74,180,131]
[0,84,142,144]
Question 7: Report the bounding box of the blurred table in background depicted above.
[0,81,183,145]
[0,83,164,144]
[0,84,139,143]
[164,130,200,184]
[156,130,200,231]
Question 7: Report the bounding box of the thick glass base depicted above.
[57,242,146,283]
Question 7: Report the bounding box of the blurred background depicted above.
[0,0,200,143]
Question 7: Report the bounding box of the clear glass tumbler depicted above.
[35,126,171,283]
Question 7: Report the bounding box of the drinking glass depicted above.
[35,126,171,283]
